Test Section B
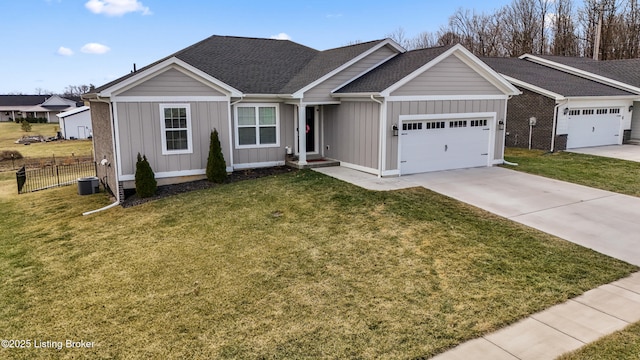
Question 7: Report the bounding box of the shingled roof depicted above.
[482,57,635,97]
[336,45,453,93]
[94,35,389,95]
[0,95,49,106]
[536,55,640,89]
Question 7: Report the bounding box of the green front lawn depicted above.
[503,148,640,197]
[0,170,636,359]
[558,322,640,360]
[0,122,92,160]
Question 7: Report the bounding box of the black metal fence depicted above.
[16,162,97,194]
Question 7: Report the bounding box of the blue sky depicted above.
[0,0,511,94]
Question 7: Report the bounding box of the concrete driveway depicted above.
[314,166,640,266]
[567,144,640,162]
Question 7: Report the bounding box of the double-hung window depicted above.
[235,104,279,148]
[160,104,192,155]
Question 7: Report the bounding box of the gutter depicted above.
[83,94,120,215]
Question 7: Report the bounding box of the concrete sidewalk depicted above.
[431,272,640,360]
[567,144,640,162]
[313,166,640,359]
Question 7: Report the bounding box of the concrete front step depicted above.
[285,158,340,169]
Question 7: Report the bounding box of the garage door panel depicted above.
[567,108,622,149]
[400,118,490,175]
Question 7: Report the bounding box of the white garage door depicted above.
[567,108,622,149]
[400,117,491,175]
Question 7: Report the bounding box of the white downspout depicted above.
[83,95,119,215]
[370,95,384,178]
[551,99,568,152]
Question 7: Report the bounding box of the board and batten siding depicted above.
[391,56,503,96]
[631,101,640,139]
[117,101,230,177]
[118,68,226,97]
[232,103,295,166]
[323,102,379,170]
[385,99,506,171]
[303,45,398,103]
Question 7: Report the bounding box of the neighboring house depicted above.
[518,55,640,144]
[0,95,78,123]
[482,57,639,151]
[83,35,519,199]
[56,106,92,139]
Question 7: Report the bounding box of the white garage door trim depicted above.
[566,107,623,149]
[398,112,496,175]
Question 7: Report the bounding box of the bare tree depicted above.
[386,27,411,49]
[552,0,580,55]
[62,84,95,98]
[409,31,439,49]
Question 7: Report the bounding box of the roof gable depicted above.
[336,44,519,97]
[99,57,242,97]
[285,39,404,96]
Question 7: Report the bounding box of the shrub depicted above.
[0,150,23,160]
[21,120,32,132]
[206,129,227,183]
[134,153,157,198]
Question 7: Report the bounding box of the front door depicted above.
[305,107,315,152]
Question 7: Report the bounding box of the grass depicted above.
[0,122,92,161]
[0,170,636,359]
[558,322,640,360]
[503,147,640,197]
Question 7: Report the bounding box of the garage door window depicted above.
[425,121,445,129]
[610,108,620,114]
[582,109,594,115]
[568,109,580,116]
[471,119,487,127]
[403,122,423,130]
[449,120,467,128]
[596,109,608,115]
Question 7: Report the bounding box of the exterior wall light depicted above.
[498,120,505,130]
[630,105,634,112]
[392,124,399,136]
[563,108,569,115]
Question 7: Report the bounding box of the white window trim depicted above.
[160,103,193,155]
[234,103,280,149]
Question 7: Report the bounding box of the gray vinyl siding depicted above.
[117,101,230,176]
[323,101,379,169]
[118,68,226,97]
[385,99,506,171]
[232,103,295,166]
[632,101,640,139]
[303,45,398,102]
[391,56,503,96]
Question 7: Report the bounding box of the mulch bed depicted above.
[121,166,298,208]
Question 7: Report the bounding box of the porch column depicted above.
[298,104,307,165]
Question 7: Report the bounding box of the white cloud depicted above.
[56,46,74,56]
[81,43,111,54]
[85,0,151,16]
[270,32,291,41]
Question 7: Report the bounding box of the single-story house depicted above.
[482,57,639,150]
[517,55,640,144]
[56,106,92,139]
[83,35,519,199]
[0,95,79,123]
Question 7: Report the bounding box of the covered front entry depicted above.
[566,108,622,149]
[399,115,492,175]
